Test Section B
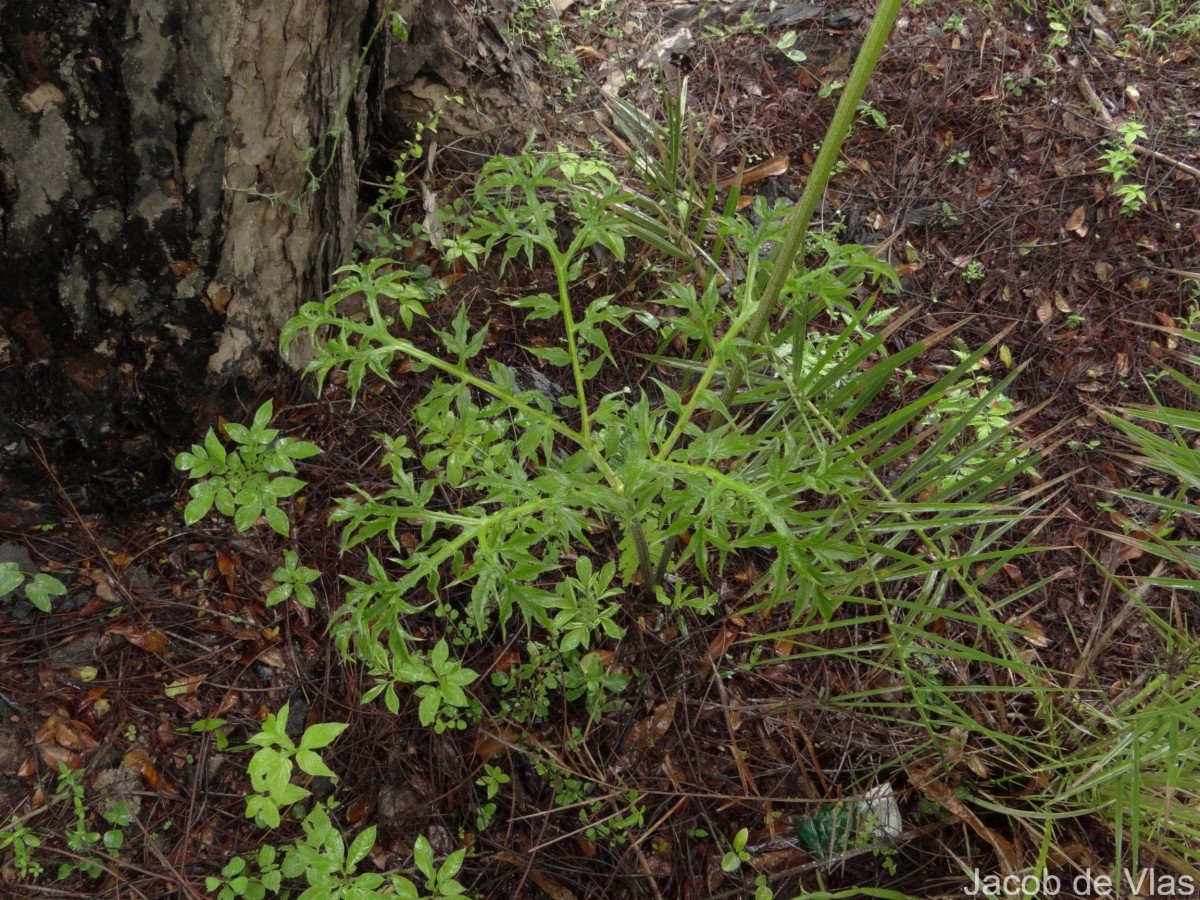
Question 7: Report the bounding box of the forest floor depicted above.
[2,0,1200,898]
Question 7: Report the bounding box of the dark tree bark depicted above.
[0,0,545,523]
[0,0,385,518]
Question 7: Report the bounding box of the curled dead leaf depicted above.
[1064,205,1086,235]
[106,624,168,654]
[621,698,677,752]
[703,622,740,666]
[907,765,1020,874]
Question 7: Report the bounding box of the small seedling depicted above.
[0,563,67,613]
[175,400,321,536]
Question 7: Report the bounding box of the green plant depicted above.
[0,766,134,884]
[267,551,321,608]
[474,764,510,831]
[961,260,986,282]
[1062,337,1200,869]
[244,703,347,829]
[1112,181,1149,215]
[506,1,585,101]
[0,563,66,613]
[400,638,480,734]
[55,764,130,880]
[856,100,892,131]
[721,826,752,872]
[1002,71,1045,97]
[181,717,232,751]
[210,802,471,900]
[948,149,970,166]
[397,835,470,900]
[274,0,1056,757]
[206,705,471,900]
[0,816,43,879]
[1047,18,1070,49]
[1098,120,1149,216]
[775,30,807,64]
[548,557,624,653]
[528,753,645,846]
[1116,0,1200,52]
[175,400,321,536]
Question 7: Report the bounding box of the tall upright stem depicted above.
[718,0,902,408]
[651,0,902,591]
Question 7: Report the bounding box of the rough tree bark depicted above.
[0,0,386,518]
[0,0,544,522]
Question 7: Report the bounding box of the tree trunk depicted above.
[0,0,385,518]
[0,0,544,522]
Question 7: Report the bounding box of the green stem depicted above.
[652,0,901,591]
[554,252,593,441]
[718,0,902,410]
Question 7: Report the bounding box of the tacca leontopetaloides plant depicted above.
[279,0,1037,724]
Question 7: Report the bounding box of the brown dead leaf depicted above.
[164,674,205,698]
[703,622,740,666]
[965,753,990,779]
[1007,615,1050,648]
[715,155,789,192]
[344,793,375,824]
[217,550,237,592]
[495,851,578,900]
[106,624,168,654]
[38,743,82,771]
[1064,206,1086,235]
[1036,295,1054,323]
[473,726,518,761]
[93,576,120,603]
[255,646,290,669]
[621,698,677,753]
[123,749,177,795]
[907,765,1020,874]
[52,718,99,753]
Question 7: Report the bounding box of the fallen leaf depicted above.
[907,766,1020,874]
[474,726,518,761]
[703,622,740,666]
[107,624,168,654]
[165,675,205,698]
[1007,615,1050,648]
[123,749,177,794]
[1064,206,1086,235]
[217,550,237,592]
[255,646,289,669]
[38,743,82,771]
[715,155,789,192]
[621,698,677,752]
[495,851,579,900]
[52,719,99,752]
[1036,295,1053,323]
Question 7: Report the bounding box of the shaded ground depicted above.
[2,0,1199,897]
